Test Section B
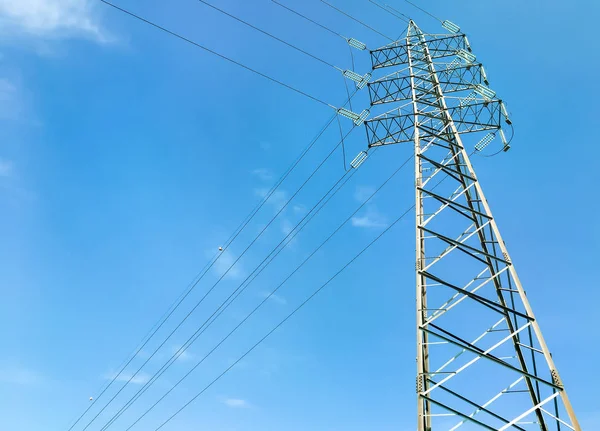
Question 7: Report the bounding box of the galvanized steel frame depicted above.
[366,21,580,431]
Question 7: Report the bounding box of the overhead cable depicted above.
[319,0,394,42]
[99,143,368,431]
[368,0,410,23]
[70,4,363,426]
[385,4,412,21]
[141,160,460,431]
[121,153,415,430]
[197,0,342,71]
[271,0,345,40]
[77,115,362,431]
[404,0,443,22]
[150,180,417,431]
[67,89,356,431]
[100,0,333,107]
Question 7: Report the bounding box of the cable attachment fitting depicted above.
[347,37,367,50]
[337,107,370,125]
[350,151,368,169]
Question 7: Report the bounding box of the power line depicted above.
[121,153,414,430]
[98,145,368,431]
[319,0,394,42]
[404,0,443,22]
[270,0,345,40]
[368,0,410,23]
[197,0,342,71]
[66,91,351,431]
[77,118,361,431]
[74,2,374,428]
[147,160,456,431]
[151,184,416,431]
[100,0,333,107]
[385,4,412,21]
[65,250,222,431]
[69,34,362,431]
[268,0,363,113]
[336,115,348,170]
[71,2,364,423]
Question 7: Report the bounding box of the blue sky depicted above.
[0,0,598,430]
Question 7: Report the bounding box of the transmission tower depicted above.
[362,20,580,430]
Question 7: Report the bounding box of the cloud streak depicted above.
[254,188,288,213]
[222,398,250,408]
[172,345,194,362]
[351,210,388,228]
[259,291,287,305]
[106,371,151,385]
[354,186,376,202]
[251,168,273,182]
[351,186,388,229]
[212,249,244,280]
[0,0,110,43]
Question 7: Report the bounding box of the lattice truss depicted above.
[363,21,580,431]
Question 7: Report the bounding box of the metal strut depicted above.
[366,20,580,431]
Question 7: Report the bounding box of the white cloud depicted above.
[254,188,288,213]
[292,204,306,214]
[0,0,110,42]
[351,186,387,228]
[222,398,250,408]
[351,208,388,229]
[172,345,194,362]
[259,291,287,305]
[354,185,376,202]
[280,218,293,235]
[106,371,151,385]
[251,168,273,182]
[212,249,244,280]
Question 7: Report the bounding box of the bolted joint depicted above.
[551,369,563,387]
[416,374,425,393]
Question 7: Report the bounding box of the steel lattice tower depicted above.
[361,21,580,430]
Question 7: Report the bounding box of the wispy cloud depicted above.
[259,291,287,305]
[293,204,306,214]
[172,345,194,362]
[212,249,244,280]
[0,0,110,43]
[351,209,388,228]
[354,185,376,202]
[105,371,151,385]
[254,188,288,213]
[251,168,273,182]
[221,398,250,408]
[351,186,387,229]
[280,218,293,235]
